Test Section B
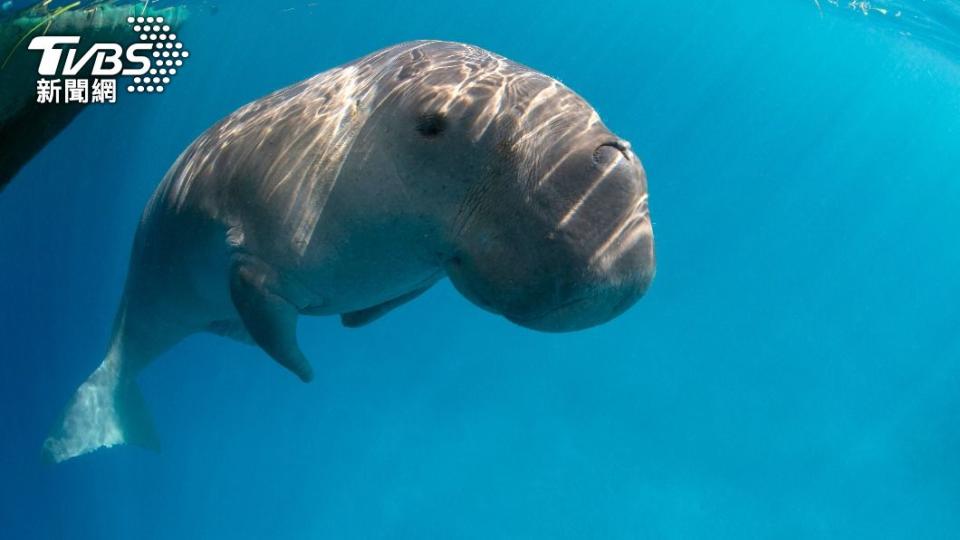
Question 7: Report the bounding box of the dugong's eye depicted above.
[416,112,447,138]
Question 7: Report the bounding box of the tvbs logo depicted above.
[28,15,189,105]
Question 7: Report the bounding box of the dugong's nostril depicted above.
[593,139,633,164]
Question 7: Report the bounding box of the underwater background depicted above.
[1,0,959,538]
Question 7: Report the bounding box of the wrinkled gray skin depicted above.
[43,41,655,463]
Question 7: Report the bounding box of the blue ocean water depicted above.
[1,1,959,538]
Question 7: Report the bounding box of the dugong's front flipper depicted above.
[229,262,314,383]
[340,284,433,328]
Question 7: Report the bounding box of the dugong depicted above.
[43,41,655,463]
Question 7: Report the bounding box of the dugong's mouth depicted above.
[503,295,592,330]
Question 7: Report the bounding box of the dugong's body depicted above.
[44,41,655,463]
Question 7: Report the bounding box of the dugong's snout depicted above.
[504,209,655,332]
[508,215,655,333]
[447,136,656,332]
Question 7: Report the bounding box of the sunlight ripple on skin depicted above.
[166,42,613,256]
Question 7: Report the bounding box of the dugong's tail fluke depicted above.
[41,346,159,463]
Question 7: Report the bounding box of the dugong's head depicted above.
[449,129,654,333]
[370,42,655,332]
